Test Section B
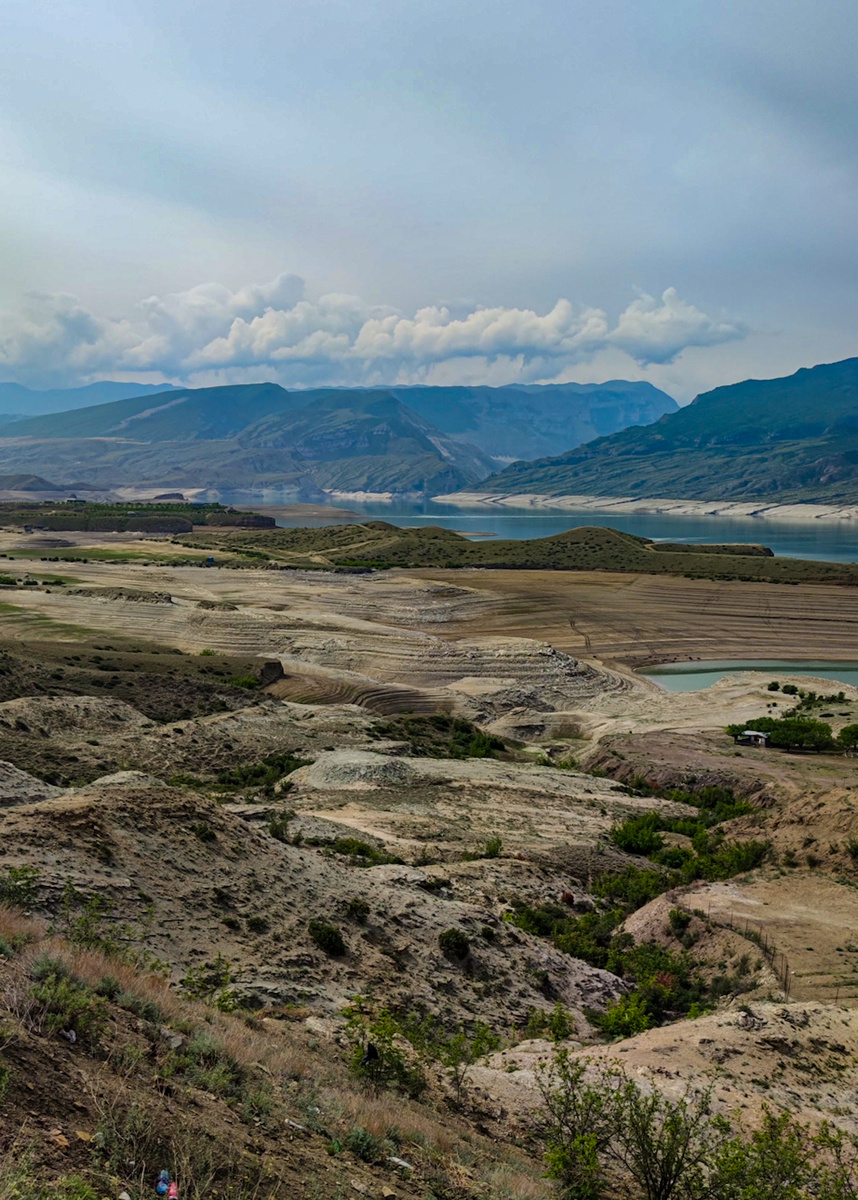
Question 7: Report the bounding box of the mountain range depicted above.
[473,359,858,504]
[0,380,675,495]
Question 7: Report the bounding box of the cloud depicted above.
[607,288,748,364]
[0,275,747,389]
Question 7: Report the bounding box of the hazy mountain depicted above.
[5,382,304,441]
[474,359,858,504]
[0,384,496,495]
[386,380,677,460]
[0,380,182,420]
[4,378,676,458]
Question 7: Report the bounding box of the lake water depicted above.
[641,661,858,692]
[249,495,858,563]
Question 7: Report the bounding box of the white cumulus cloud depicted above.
[607,287,749,364]
[0,275,747,389]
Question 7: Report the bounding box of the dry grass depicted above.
[0,916,552,1199]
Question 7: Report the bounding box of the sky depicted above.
[0,0,855,401]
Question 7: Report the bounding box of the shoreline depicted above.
[434,491,858,522]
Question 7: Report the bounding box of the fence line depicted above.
[679,900,793,998]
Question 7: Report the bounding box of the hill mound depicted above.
[179,521,858,584]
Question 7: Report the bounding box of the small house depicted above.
[735,729,770,747]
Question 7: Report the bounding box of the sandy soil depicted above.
[470,1000,858,1133]
[685,876,858,1003]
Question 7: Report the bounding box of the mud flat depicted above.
[441,491,858,521]
[410,567,858,668]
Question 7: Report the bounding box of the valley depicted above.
[1,522,856,1197]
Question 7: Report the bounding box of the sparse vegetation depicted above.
[369,712,510,759]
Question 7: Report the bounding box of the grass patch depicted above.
[369,712,509,759]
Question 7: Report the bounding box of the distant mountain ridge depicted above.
[385,380,676,460]
[0,380,182,419]
[473,359,858,504]
[0,378,676,495]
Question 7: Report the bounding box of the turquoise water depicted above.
[641,661,858,692]
[239,495,858,563]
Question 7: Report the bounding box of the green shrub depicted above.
[343,1127,386,1162]
[668,908,691,937]
[346,897,370,923]
[180,953,239,1009]
[229,675,260,689]
[308,920,346,956]
[0,865,39,906]
[439,928,470,960]
[246,915,269,934]
[191,821,217,843]
[95,974,122,1000]
[216,751,308,796]
[839,723,858,753]
[462,834,503,861]
[610,813,664,856]
[268,811,294,842]
[30,966,108,1045]
[590,991,652,1038]
[767,680,780,691]
[344,999,427,1098]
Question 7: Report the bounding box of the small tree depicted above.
[611,1077,722,1200]
[536,1052,617,1200]
[343,997,426,1098]
[838,723,858,754]
[435,1020,500,1104]
[712,1108,811,1200]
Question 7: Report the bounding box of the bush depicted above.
[345,897,370,923]
[29,964,108,1045]
[343,1127,386,1163]
[610,813,664,856]
[268,811,294,842]
[308,920,346,956]
[95,974,122,1000]
[668,908,691,937]
[439,928,470,960]
[0,865,39,906]
[216,751,308,796]
[767,680,780,691]
[838,723,858,753]
[590,991,652,1038]
[462,834,503,861]
[180,953,239,1010]
[344,999,427,1098]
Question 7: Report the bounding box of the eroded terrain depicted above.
[1,527,857,1196]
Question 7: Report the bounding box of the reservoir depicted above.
[641,661,858,691]
[255,496,858,564]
